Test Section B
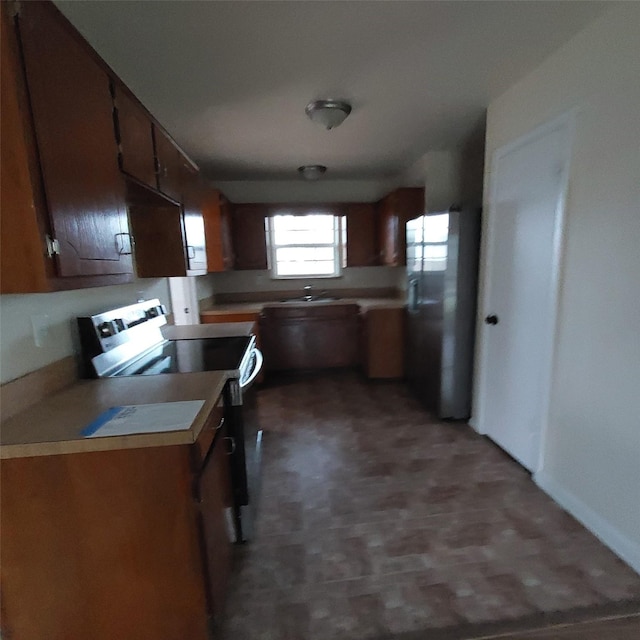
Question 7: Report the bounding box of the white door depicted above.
[477,116,572,471]
[168,276,201,325]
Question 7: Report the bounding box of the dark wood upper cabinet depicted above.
[1,4,52,293]
[126,183,187,278]
[16,0,132,278]
[346,203,379,267]
[231,204,268,270]
[378,187,425,266]
[202,189,234,272]
[154,127,185,203]
[113,86,157,189]
[220,196,235,271]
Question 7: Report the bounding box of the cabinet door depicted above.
[202,189,234,272]
[260,305,360,371]
[198,432,234,624]
[126,181,187,277]
[114,86,156,188]
[17,1,132,277]
[363,308,404,378]
[182,166,207,275]
[220,198,234,270]
[346,203,378,266]
[378,188,425,267]
[231,204,268,270]
[1,5,51,293]
[154,126,183,202]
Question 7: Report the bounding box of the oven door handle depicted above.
[240,348,263,390]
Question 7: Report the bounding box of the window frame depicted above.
[266,212,346,279]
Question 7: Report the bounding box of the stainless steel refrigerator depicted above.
[406,207,481,419]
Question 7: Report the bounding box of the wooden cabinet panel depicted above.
[363,307,405,378]
[346,203,379,267]
[202,189,234,272]
[0,446,210,640]
[220,197,235,270]
[196,425,234,624]
[0,5,52,293]
[128,203,187,277]
[378,188,425,266]
[17,1,132,278]
[154,126,184,202]
[113,85,157,188]
[260,304,360,371]
[126,182,187,277]
[231,204,268,270]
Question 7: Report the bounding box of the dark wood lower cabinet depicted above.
[362,307,405,379]
[260,304,360,372]
[197,423,234,625]
[0,406,233,640]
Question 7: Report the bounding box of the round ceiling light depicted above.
[305,99,352,130]
[298,165,327,180]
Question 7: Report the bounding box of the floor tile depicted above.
[220,372,640,639]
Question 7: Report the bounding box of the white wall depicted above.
[212,179,398,204]
[402,150,461,211]
[0,279,169,384]
[478,3,640,571]
[206,266,402,297]
[401,136,485,212]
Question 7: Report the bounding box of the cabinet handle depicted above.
[115,233,134,255]
[216,417,225,431]
[223,436,236,455]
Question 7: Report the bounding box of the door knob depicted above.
[485,314,499,325]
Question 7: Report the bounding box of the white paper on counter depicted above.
[82,401,205,438]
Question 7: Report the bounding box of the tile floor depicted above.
[221,372,640,640]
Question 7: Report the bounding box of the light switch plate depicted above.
[31,314,50,348]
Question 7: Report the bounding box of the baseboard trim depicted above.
[535,471,640,575]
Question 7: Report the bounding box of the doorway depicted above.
[475,114,573,472]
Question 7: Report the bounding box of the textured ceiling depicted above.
[55,0,609,182]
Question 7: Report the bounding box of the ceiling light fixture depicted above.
[298,165,327,180]
[305,99,352,130]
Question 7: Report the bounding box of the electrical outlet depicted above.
[31,314,50,348]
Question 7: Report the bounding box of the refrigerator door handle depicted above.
[408,279,419,313]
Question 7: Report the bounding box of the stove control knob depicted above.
[97,321,117,337]
[145,305,167,319]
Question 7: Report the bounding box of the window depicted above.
[266,213,345,278]
[407,213,449,272]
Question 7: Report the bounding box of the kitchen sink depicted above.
[278,296,340,303]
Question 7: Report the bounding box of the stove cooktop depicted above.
[112,336,253,377]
